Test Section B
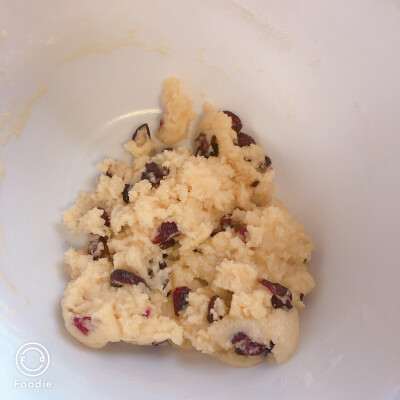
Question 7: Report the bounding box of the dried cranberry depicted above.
[259,279,291,298]
[162,278,169,289]
[163,147,174,152]
[73,316,92,336]
[266,341,275,355]
[110,269,147,288]
[211,213,233,237]
[220,214,233,230]
[235,225,249,243]
[152,340,168,346]
[151,222,181,246]
[223,111,242,133]
[232,332,274,356]
[132,123,151,145]
[159,239,176,249]
[159,261,168,270]
[142,307,152,318]
[105,168,113,178]
[195,133,219,158]
[210,229,221,238]
[162,253,168,259]
[122,184,131,204]
[97,207,110,227]
[300,293,304,301]
[237,132,256,147]
[141,162,169,188]
[172,286,191,316]
[88,235,107,261]
[195,133,209,156]
[257,156,272,173]
[209,135,219,157]
[207,295,223,323]
[251,181,259,188]
[258,279,293,309]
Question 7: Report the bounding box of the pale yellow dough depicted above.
[61,78,315,367]
[155,78,196,145]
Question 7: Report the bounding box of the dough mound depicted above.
[61,78,315,367]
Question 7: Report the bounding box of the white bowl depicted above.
[1,1,400,399]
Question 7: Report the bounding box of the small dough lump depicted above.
[61,78,315,367]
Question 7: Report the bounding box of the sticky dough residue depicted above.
[56,30,170,66]
[0,86,47,148]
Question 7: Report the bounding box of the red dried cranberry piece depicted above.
[232,332,274,356]
[270,295,292,309]
[110,269,147,288]
[132,123,151,142]
[251,181,259,188]
[210,230,221,238]
[152,340,168,346]
[209,135,219,157]
[211,213,233,237]
[258,279,293,309]
[159,239,176,249]
[257,156,272,173]
[172,286,191,316]
[97,207,110,227]
[88,235,107,261]
[162,278,169,289]
[151,222,181,246]
[194,133,219,158]
[73,316,92,336]
[237,132,256,147]
[105,168,113,178]
[235,225,249,243]
[122,184,131,204]
[141,162,169,188]
[159,261,168,270]
[142,307,152,318]
[195,133,210,156]
[207,295,223,323]
[267,341,275,355]
[220,214,233,230]
[223,111,242,133]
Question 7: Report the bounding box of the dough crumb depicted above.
[155,78,196,145]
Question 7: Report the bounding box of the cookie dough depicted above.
[155,78,196,145]
[61,78,315,367]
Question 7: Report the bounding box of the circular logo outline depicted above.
[15,342,50,377]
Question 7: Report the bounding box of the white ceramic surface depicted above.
[1,1,400,399]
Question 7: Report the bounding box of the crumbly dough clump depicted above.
[155,77,196,145]
[61,78,315,367]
